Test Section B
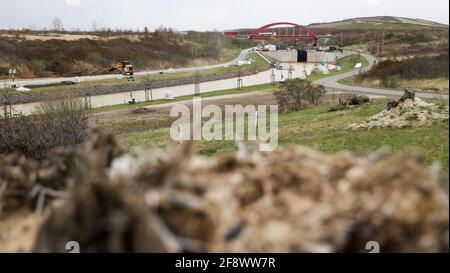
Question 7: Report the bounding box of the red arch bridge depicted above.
[224,22,320,45]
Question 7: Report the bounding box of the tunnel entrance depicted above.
[297,49,307,62]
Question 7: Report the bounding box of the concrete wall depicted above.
[262,50,350,64]
[306,50,340,63]
[261,50,298,62]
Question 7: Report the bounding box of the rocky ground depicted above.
[0,129,448,253]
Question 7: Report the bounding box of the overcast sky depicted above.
[1,0,448,31]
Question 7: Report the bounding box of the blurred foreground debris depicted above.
[0,130,448,253]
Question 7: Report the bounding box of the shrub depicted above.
[0,95,88,159]
[359,54,449,83]
[30,60,47,77]
[274,79,326,112]
[0,66,9,76]
[382,75,401,88]
[303,85,327,105]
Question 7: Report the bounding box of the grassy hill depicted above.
[308,16,448,30]
[311,17,448,62]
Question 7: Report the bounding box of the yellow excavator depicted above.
[109,61,134,76]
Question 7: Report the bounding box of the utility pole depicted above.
[192,46,200,96]
[194,69,200,95]
[145,89,149,102]
[150,86,153,101]
[270,68,276,85]
[191,45,196,68]
[237,69,243,90]
[9,68,16,88]
[84,95,92,109]
[288,64,293,80]
[144,72,153,102]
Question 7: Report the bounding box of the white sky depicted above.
[1,0,448,31]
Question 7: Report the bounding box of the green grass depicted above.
[278,101,449,178]
[338,75,449,95]
[220,47,243,62]
[117,99,449,178]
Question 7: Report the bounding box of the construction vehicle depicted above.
[109,61,134,76]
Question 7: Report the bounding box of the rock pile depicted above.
[350,90,448,129]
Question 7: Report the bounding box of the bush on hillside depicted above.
[358,54,449,83]
[274,79,326,112]
[0,32,251,78]
[0,95,88,159]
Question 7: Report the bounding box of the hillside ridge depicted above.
[308,16,448,29]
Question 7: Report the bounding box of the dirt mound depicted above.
[328,95,370,112]
[350,90,449,129]
[129,107,155,115]
[1,130,448,253]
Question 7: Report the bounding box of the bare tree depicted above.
[274,79,326,112]
[194,69,201,95]
[0,87,16,119]
[143,72,153,102]
[205,33,222,60]
[92,21,98,32]
[52,17,64,32]
[303,85,327,105]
